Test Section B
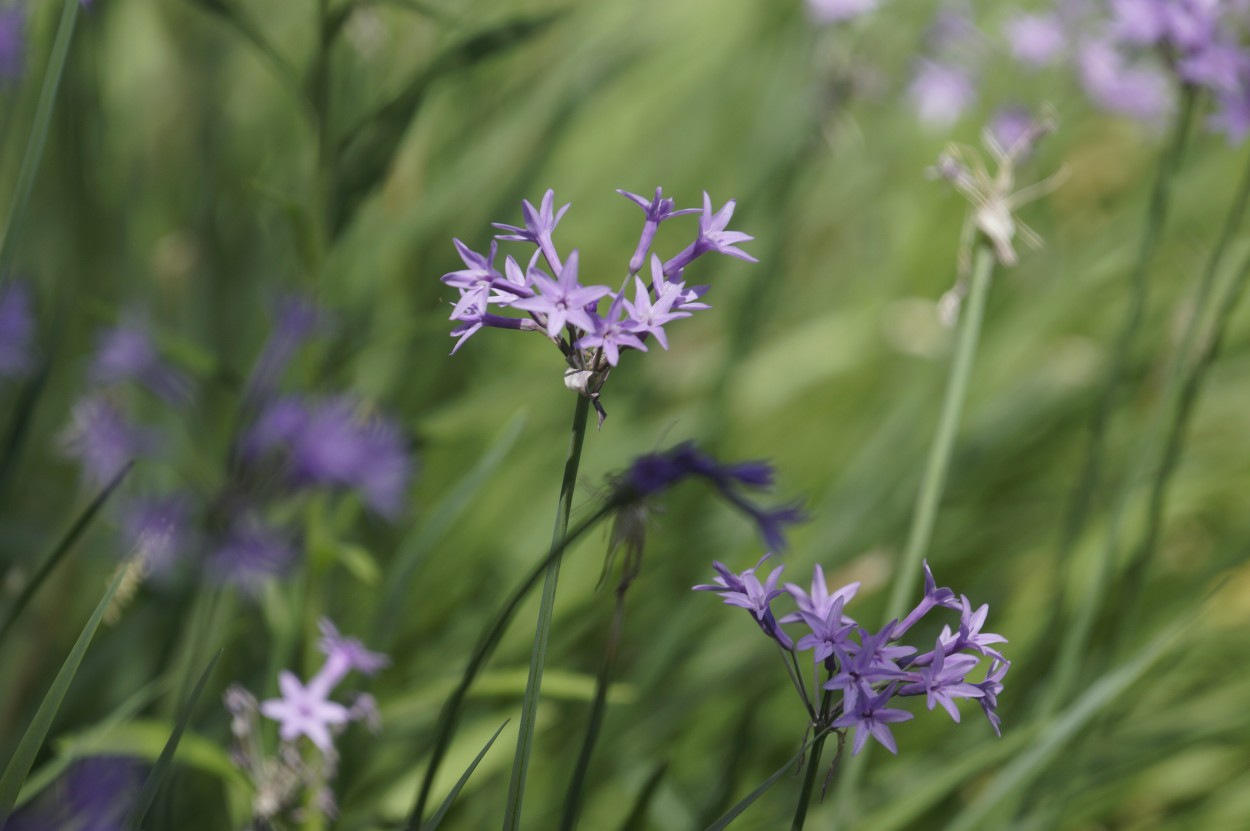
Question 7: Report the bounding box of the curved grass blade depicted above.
[617,762,668,831]
[0,0,81,284]
[122,649,223,830]
[0,566,127,826]
[416,719,510,831]
[406,500,616,827]
[0,461,133,645]
[702,737,817,831]
[375,412,526,645]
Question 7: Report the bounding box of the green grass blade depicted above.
[122,649,223,830]
[0,461,133,645]
[417,719,510,831]
[0,0,80,284]
[617,762,668,831]
[406,499,615,827]
[0,565,128,825]
[945,619,1188,831]
[0,358,50,504]
[701,739,814,831]
[375,411,526,644]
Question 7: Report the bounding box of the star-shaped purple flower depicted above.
[260,670,351,753]
[493,188,571,273]
[831,685,915,756]
[510,250,610,338]
[899,637,984,722]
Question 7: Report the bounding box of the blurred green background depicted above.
[3,0,1250,828]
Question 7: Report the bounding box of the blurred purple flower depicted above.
[1211,87,1250,144]
[908,61,977,128]
[1078,39,1175,123]
[246,295,325,402]
[8,756,141,831]
[0,8,23,82]
[989,105,1037,155]
[1108,0,1169,46]
[123,494,193,574]
[1002,12,1067,68]
[61,395,152,486]
[211,520,296,590]
[806,0,878,24]
[1177,40,1250,94]
[318,618,390,684]
[0,281,35,378]
[261,670,350,753]
[91,324,191,405]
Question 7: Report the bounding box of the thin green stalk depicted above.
[885,243,995,619]
[1042,137,1248,714]
[0,0,81,284]
[837,243,993,828]
[791,730,829,831]
[406,495,614,827]
[503,394,592,831]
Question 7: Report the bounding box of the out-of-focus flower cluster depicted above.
[811,0,1250,145]
[441,188,754,422]
[695,558,1008,754]
[0,281,35,379]
[7,756,142,831]
[59,296,412,589]
[226,619,386,823]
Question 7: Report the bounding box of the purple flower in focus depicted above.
[91,325,191,405]
[0,281,35,378]
[794,595,856,663]
[894,560,959,638]
[782,565,859,624]
[260,670,350,753]
[621,260,691,350]
[936,594,1008,661]
[975,658,1010,737]
[806,0,878,25]
[908,60,977,127]
[825,625,914,712]
[510,251,611,338]
[693,554,794,649]
[1003,12,1068,68]
[576,293,647,366]
[493,189,571,272]
[831,684,915,755]
[61,395,151,486]
[618,187,699,274]
[0,8,23,82]
[663,193,757,277]
[898,637,984,722]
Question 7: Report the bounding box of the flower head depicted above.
[260,671,351,753]
[908,61,977,128]
[510,250,610,339]
[831,684,915,755]
[61,395,153,486]
[694,554,794,649]
[91,324,191,405]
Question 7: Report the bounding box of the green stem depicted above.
[791,732,828,831]
[503,394,592,830]
[885,243,995,620]
[406,495,615,827]
[0,0,81,284]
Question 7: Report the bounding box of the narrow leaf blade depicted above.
[418,719,510,831]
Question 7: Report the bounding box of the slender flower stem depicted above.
[0,0,81,284]
[503,394,592,831]
[791,733,828,831]
[407,496,616,826]
[885,243,996,620]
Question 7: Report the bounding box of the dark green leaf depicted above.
[417,719,510,831]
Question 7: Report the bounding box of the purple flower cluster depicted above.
[226,620,385,822]
[58,296,412,590]
[696,559,1008,754]
[441,188,754,419]
[617,442,804,551]
[0,281,35,379]
[7,756,142,831]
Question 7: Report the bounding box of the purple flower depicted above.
[989,105,1038,156]
[620,256,693,351]
[318,618,390,687]
[1108,0,1169,46]
[91,325,191,405]
[974,658,1010,737]
[123,494,193,574]
[510,250,611,338]
[908,61,977,127]
[693,554,794,649]
[0,8,23,82]
[898,637,984,722]
[1002,13,1067,68]
[1211,87,1250,144]
[260,670,351,753]
[830,684,915,755]
[806,0,878,24]
[493,188,571,273]
[1178,40,1250,94]
[1078,38,1175,123]
[0,281,35,378]
[448,299,541,355]
[936,594,1008,661]
[61,395,152,486]
[575,293,647,366]
[782,564,860,624]
[211,520,296,590]
[794,595,856,663]
[825,625,914,712]
[893,560,959,638]
[663,193,757,276]
[8,756,141,831]
[246,295,326,401]
[618,187,699,273]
